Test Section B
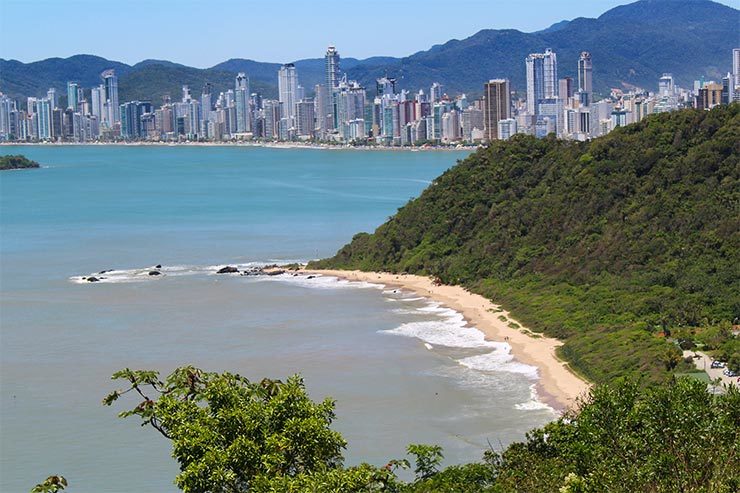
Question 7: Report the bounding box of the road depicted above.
[682,350,739,388]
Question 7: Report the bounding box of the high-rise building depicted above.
[526,49,558,115]
[721,73,735,104]
[47,88,57,109]
[733,48,740,89]
[658,74,674,98]
[325,46,341,131]
[497,118,517,140]
[91,85,104,119]
[296,99,315,138]
[559,78,574,101]
[430,82,443,103]
[66,82,79,110]
[278,63,299,128]
[235,72,250,133]
[101,69,120,124]
[695,82,723,110]
[577,51,593,105]
[201,83,213,135]
[483,79,510,141]
[36,98,52,140]
[325,46,340,90]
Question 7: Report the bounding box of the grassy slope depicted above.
[311,105,740,384]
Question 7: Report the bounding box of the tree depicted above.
[30,476,67,493]
[103,366,347,492]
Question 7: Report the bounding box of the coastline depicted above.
[303,268,591,412]
[0,141,477,152]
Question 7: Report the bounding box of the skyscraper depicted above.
[47,88,57,109]
[201,83,213,135]
[101,69,120,124]
[577,51,593,105]
[66,82,79,110]
[36,98,52,140]
[525,49,558,115]
[278,63,299,128]
[325,46,340,90]
[235,72,250,133]
[325,46,340,131]
[733,48,740,91]
[483,79,511,141]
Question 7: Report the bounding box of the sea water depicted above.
[0,146,555,492]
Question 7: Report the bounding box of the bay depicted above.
[0,145,554,492]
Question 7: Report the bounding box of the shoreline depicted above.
[303,268,591,412]
[0,141,477,152]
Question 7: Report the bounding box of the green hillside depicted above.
[311,105,740,384]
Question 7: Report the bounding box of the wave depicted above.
[515,385,556,413]
[257,273,385,291]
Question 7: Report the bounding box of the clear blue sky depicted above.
[1,0,737,67]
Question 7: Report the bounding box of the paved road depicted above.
[683,350,739,388]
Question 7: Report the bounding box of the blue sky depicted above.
[1,0,737,67]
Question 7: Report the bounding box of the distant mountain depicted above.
[349,0,739,96]
[0,55,131,102]
[1,0,737,104]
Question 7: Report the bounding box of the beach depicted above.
[303,269,591,411]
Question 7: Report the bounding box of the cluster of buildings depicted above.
[1,47,739,145]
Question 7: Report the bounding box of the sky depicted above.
[1,0,738,67]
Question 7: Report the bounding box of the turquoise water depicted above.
[0,146,554,492]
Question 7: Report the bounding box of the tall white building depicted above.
[235,72,250,134]
[325,46,341,131]
[733,48,740,90]
[577,51,593,106]
[526,48,558,115]
[101,69,120,124]
[278,63,299,129]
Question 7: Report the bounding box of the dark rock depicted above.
[307,275,316,280]
[99,269,113,274]
[217,266,239,274]
[266,270,286,276]
[148,271,161,276]
[87,276,100,282]
[155,264,162,269]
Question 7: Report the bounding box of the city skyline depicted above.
[3,42,737,146]
[2,0,737,68]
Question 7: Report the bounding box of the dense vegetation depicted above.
[0,154,40,170]
[311,105,740,384]
[99,366,739,492]
[3,1,738,101]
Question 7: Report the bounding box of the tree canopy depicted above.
[103,366,740,492]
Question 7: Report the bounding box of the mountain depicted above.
[349,0,739,96]
[0,54,131,101]
[0,0,737,103]
[310,105,740,384]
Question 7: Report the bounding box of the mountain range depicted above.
[1,0,737,105]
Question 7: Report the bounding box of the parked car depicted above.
[711,361,726,369]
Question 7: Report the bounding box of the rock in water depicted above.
[217,266,239,274]
[87,277,100,283]
[148,271,161,276]
[155,264,162,269]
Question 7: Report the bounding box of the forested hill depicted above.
[311,105,740,384]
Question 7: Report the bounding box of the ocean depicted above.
[0,145,555,492]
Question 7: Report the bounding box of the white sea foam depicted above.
[458,350,539,379]
[258,273,385,291]
[515,384,556,413]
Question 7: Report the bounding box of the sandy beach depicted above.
[303,268,591,412]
